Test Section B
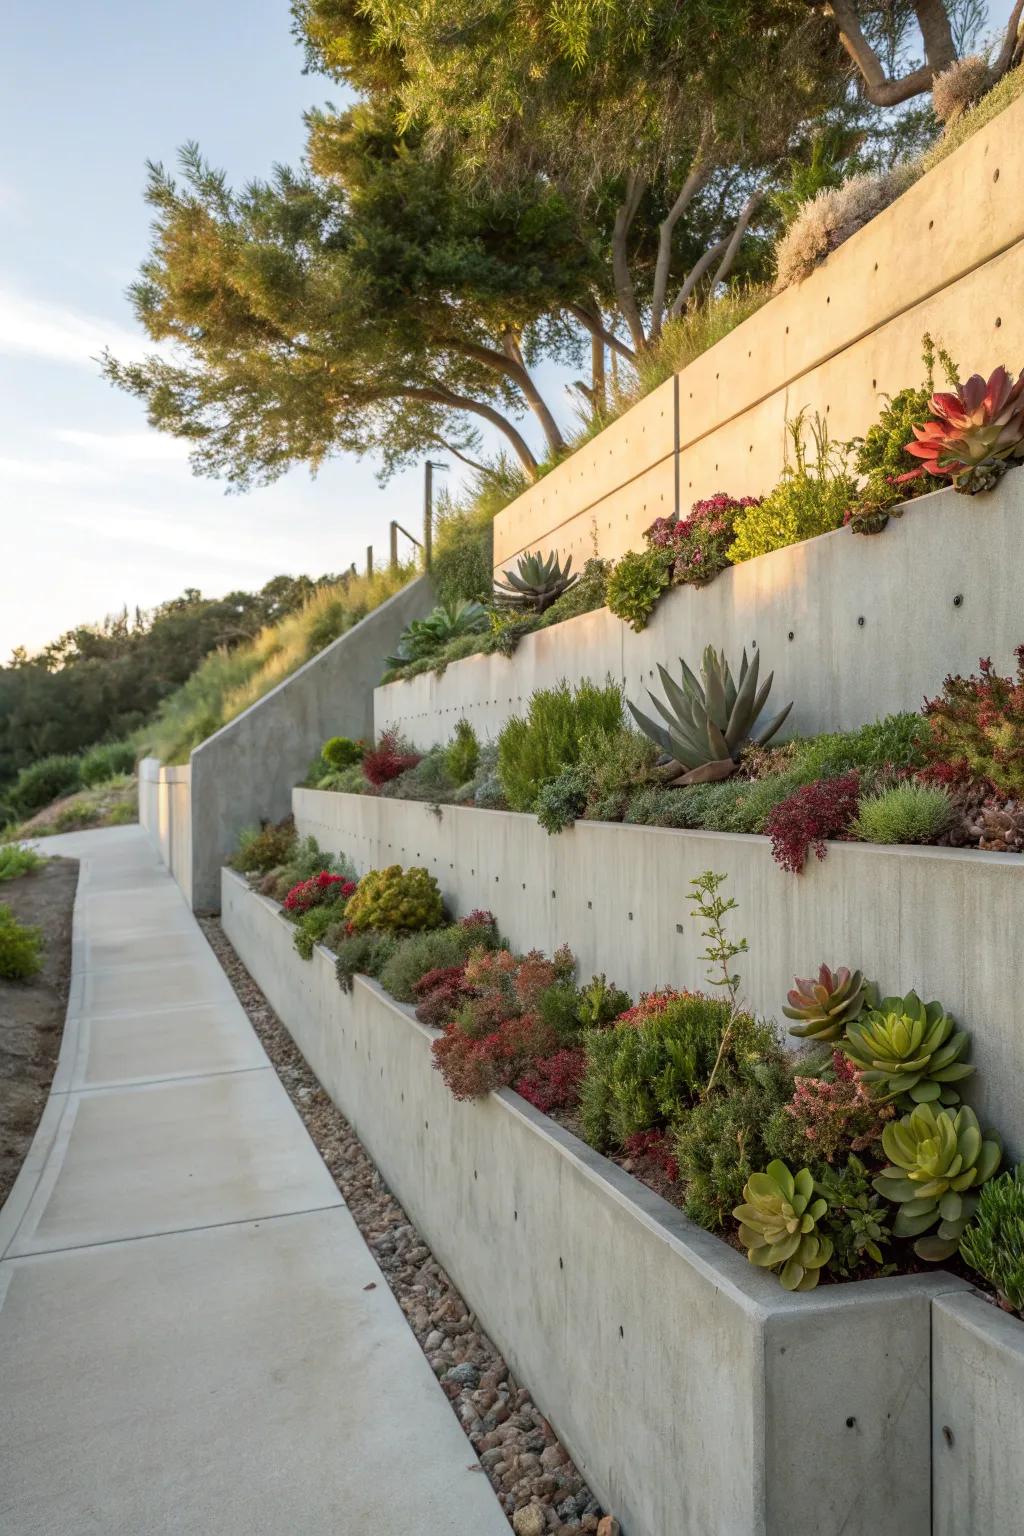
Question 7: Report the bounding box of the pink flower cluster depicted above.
[644,493,762,588]
[784,1051,891,1163]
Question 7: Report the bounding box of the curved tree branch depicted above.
[394,385,539,478]
[567,303,637,364]
[612,172,649,353]
[821,0,955,104]
[650,129,715,341]
[442,332,564,458]
[710,190,764,288]
[993,0,1024,77]
[668,236,729,319]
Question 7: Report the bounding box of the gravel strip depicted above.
[200,916,611,1536]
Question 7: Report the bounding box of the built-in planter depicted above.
[375,477,1024,751]
[931,1291,1024,1536]
[222,866,966,1536]
[294,790,1024,1161]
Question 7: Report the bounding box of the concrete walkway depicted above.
[0,825,508,1536]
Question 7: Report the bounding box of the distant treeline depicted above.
[0,574,338,786]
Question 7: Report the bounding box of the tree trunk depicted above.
[591,332,606,419]
[611,173,649,353]
[567,303,636,365]
[399,386,539,478]
[650,145,712,342]
[501,331,566,459]
[822,0,956,105]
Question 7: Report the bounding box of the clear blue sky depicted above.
[0,0,1014,658]
[0,0,573,658]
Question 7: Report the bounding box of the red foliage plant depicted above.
[645,494,762,588]
[514,1048,587,1113]
[784,1051,893,1164]
[413,965,474,1027]
[623,1129,680,1182]
[922,649,1024,798]
[362,728,421,787]
[614,988,688,1027]
[432,1012,559,1100]
[283,872,357,915]
[764,772,861,874]
[460,909,497,930]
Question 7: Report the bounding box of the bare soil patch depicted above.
[0,858,78,1210]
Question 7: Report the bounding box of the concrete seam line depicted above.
[72,1063,272,1095]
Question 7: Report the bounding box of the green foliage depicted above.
[432,503,496,607]
[733,1160,833,1290]
[0,903,43,980]
[0,845,45,881]
[229,819,296,875]
[497,679,624,812]
[922,63,1024,175]
[535,557,611,628]
[333,929,400,992]
[579,992,736,1150]
[10,755,82,816]
[79,740,136,787]
[632,290,771,396]
[579,728,659,822]
[814,1156,894,1277]
[846,336,957,531]
[494,550,579,614]
[344,864,444,933]
[674,1031,793,1230]
[444,719,480,785]
[293,903,345,960]
[386,600,489,670]
[852,782,953,845]
[322,736,364,771]
[729,413,857,563]
[377,917,499,1002]
[959,1165,1024,1315]
[534,764,591,834]
[787,714,929,783]
[605,548,670,633]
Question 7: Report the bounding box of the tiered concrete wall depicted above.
[223,867,963,1536]
[294,792,1024,1163]
[493,89,1024,570]
[376,477,1024,748]
[138,758,192,905]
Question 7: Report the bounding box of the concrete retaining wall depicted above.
[138,757,193,905]
[932,1291,1024,1535]
[222,866,964,1536]
[180,574,435,913]
[376,477,1024,748]
[493,88,1024,569]
[293,792,1024,1162]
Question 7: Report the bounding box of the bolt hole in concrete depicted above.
[994,167,1000,182]
[846,1417,856,1428]
[559,1257,564,1270]
[953,593,964,607]
[996,316,1002,327]
[943,1425,955,1446]
[619,1326,624,1339]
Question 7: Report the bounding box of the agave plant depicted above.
[842,990,973,1107]
[627,646,793,785]
[900,365,1024,495]
[733,1160,833,1291]
[493,550,578,614]
[873,1103,1001,1261]
[782,964,869,1041]
[386,600,489,668]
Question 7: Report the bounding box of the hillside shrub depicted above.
[79,740,136,787]
[10,755,82,816]
[444,720,480,786]
[497,680,624,811]
[376,911,499,1002]
[322,736,364,771]
[294,903,349,960]
[333,929,399,992]
[229,819,296,875]
[0,846,45,881]
[605,548,670,632]
[283,871,357,916]
[729,414,857,563]
[0,903,43,980]
[362,729,421,787]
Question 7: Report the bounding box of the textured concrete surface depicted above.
[223,867,966,1536]
[138,760,192,904]
[295,790,1024,1163]
[184,573,435,913]
[378,475,1024,748]
[493,89,1024,566]
[0,826,508,1536]
[932,1291,1024,1536]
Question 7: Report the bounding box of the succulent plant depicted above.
[386,600,489,668]
[959,1166,1024,1313]
[782,964,869,1041]
[493,550,579,614]
[900,366,1024,495]
[627,646,793,786]
[873,1103,1001,1261]
[968,797,1024,852]
[842,990,973,1107]
[344,865,444,934]
[733,1160,834,1290]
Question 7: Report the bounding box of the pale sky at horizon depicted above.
[0,0,1016,659]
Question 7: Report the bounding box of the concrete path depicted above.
[0,826,508,1536]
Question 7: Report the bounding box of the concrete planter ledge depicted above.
[294,790,1024,1161]
[932,1291,1024,1536]
[222,866,969,1536]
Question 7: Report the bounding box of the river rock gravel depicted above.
[200,916,608,1535]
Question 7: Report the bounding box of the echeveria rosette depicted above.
[842,990,973,1108]
[873,1103,1001,1261]
[733,1159,834,1291]
[782,963,868,1041]
[899,366,1024,495]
